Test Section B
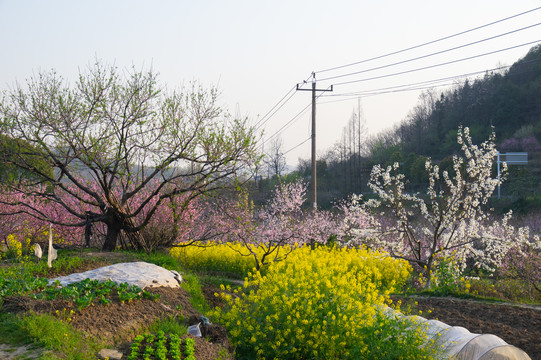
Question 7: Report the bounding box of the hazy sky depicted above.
[1,1,540,167]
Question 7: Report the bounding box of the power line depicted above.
[257,7,541,165]
[255,87,296,130]
[333,40,541,87]
[315,6,541,74]
[317,22,541,82]
[283,136,311,156]
[323,64,512,98]
[254,85,295,129]
[254,73,314,130]
[263,84,332,144]
[319,83,456,105]
[318,55,541,104]
[262,102,311,144]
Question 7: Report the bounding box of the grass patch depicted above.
[181,272,209,314]
[0,312,32,345]
[198,274,243,289]
[0,250,104,281]
[146,315,188,336]
[131,250,183,272]
[0,312,104,360]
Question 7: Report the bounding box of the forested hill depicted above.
[285,45,541,206]
[391,44,541,160]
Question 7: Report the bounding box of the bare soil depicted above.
[2,286,233,360]
[393,295,541,359]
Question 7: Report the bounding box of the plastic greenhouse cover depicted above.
[477,345,532,360]
[437,326,479,357]
[378,304,531,359]
[454,334,509,360]
[424,319,451,339]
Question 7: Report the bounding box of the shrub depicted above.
[211,246,439,359]
[498,246,540,302]
[419,253,465,296]
[4,234,23,259]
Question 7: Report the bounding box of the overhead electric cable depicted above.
[283,137,312,156]
[254,85,296,128]
[254,73,314,131]
[255,88,297,130]
[318,83,456,105]
[263,102,311,144]
[324,64,511,98]
[317,22,541,82]
[262,85,331,145]
[316,6,541,74]
[318,56,541,103]
[333,40,541,87]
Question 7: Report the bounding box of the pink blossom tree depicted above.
[0,62,258,251]
[219,181,341,270]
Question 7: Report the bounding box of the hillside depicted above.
[285,44,541,206]
[394,44,541,160]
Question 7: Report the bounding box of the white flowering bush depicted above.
[347,127,540,287]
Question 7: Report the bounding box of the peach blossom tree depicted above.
[0,62,258,251]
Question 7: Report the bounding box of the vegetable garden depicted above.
[0,63,539,359]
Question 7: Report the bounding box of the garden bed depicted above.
[2,285,232,359]
[1,251,539,359]
[393,295,541,359]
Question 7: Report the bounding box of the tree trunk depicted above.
[424,260,433,289]
[102,221,121,251]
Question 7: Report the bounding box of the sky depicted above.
[1,0,540,168]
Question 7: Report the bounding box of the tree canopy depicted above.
[0,134,53,184]
[0,62,259,250]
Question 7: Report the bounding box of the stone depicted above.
[34,243,42,260]
[98,348,123,359]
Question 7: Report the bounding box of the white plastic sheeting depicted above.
[424,319,451,339]
[50,262,183,289]
[382,305,532,359]
[477,346,533,360]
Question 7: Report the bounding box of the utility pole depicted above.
[296,73,333,209]
[357,97,362,193]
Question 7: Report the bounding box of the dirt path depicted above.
[0,343,42,360]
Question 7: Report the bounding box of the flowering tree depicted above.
[140,191,230,252]
[499,240,541,297]
[220,181,340,270]
[0,179,228,253]
[350,127,540,286]
[335,195,380,248]
[0,62,258,250]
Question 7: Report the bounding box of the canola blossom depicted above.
[170,242,272,278]
[211,246,438,359]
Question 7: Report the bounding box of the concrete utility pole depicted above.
[296,73,333,209]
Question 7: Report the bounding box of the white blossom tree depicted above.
[349,127,539,286]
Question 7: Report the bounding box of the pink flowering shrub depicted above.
[498,245,541,299]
